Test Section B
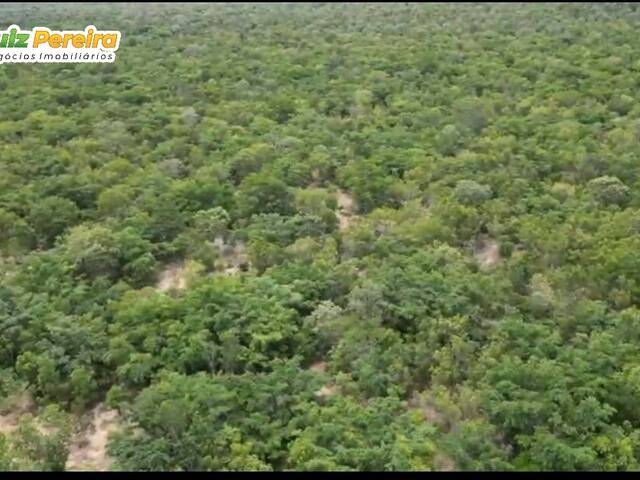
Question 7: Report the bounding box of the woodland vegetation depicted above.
[2,2,640,471]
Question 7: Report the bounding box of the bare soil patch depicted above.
[314,384,338,398]
[309,361,327,373]
[0,391,35,435]
[214,236,251,274]
[474,236,501,270]
[337,190,356,230]
[156,260,188,292]
[65,404,121,472]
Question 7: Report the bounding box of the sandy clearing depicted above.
[65,404,121,472]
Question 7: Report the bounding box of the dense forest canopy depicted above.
[1,1,640,471]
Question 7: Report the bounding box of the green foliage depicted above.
[1,2,640,472]
[237,173,294,218]
[28,196,80,247]
[0,405,72,471]
[588,176,630,206]
[192,207,230,239]
[454,180,493,206]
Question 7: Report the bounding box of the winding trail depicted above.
[337,190,356,230]
[65,404,121,472]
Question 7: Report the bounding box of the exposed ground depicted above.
[65,404,121,472]
[309,361,327,373]
[314,383,338,398]
[405,393,457,470]
[336,190,356,230]
[307,360,337,398]
[0,396,123,471]
[474,236,501,270]
[0,391,35,435]
[156,260,188,292]
[156,237,251,292]
[406,394,444,425]
[214,236,251,275]
[433,451,457,471]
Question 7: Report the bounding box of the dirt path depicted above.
[1,394,121,471]
[65,404,121,472]
[337,190,356,230]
